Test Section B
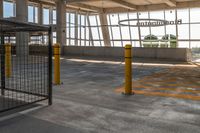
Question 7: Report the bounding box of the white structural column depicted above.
[99,13,111,46]
[16,0,29,58]
[0,0,3,18]
[56,0,66,53]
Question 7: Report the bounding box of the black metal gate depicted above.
[0,19,52,112]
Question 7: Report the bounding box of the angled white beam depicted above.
[99,13,111,47]
[164,0,176,7]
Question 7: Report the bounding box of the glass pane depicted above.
[140,27,150,40]
[165,10,175,21]
[91,28,99,39]
[3,1,15,18]
[166,25,176,36]
[35,7,38,23]
[130,27,139,40]
[109,14,119,25]
[93,41,101,46]
[43,8,50,24]
[191,41,200,48]
[178,24,189,39]
[53,10,56,24]
[191,24,200,39]
[178,41,189,48]
[150,11,164,19]
[112,27,121,39]
[113,41,122,47]
[177,8,189,24]
[190,8,200,23]
[151,26,165,39]
[28,6,34,22]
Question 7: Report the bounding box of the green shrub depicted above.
[144,34,158,40]
[162,34,177,48]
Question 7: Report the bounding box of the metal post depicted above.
[48,28,53,105]
[137,12,142,47]
[1,35,5,95]
[54,43,60,85]
[5,43,12,78]
[124,44,133,95]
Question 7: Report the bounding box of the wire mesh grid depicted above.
[0,18,52,112]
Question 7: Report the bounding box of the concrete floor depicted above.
[0,57,200,133]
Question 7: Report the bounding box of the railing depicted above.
[142,40,177,48]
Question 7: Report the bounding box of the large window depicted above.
[89,15,104,46]
[105,8,200,48]
[28,5,38,23]
[43,8,50,24]
[3,1,15,18]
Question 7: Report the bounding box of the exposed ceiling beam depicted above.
[110,0,136,10]
[69,3,103,12]
[66,0,102,4]
[66,0,101,3]
[164,0,176,7]
[66,5,95,13]
[29,0,55,6]
[66,0,136,10]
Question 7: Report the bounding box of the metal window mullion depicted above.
[69,13,71,46]
[79,14,81,46]
[95,15,102,46]
[189,8,191,48]
[32,6,34,23]
[137,12,142,47]
[127,12,132,45]
[50,7,53,25]
[148,11,152,36]
[87,14,94,46]
[13,1,16,17]
[118,14,123,47]
[164,10,167,37]
[84,15,87,46]
[175,9,179,47]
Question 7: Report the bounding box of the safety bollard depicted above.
[5,43,12,78]
[54,43,60,85]
[124,44,133,95]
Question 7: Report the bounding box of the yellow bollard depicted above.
[124,44,133,95]
[5,43,12,78]
[54,43,60,85]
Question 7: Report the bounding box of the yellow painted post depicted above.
[54,43,60,85]
[124,44,133,95]
[5,43,12,78]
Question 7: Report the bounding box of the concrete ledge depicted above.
[12,45,191,62]
[63,46,192,62]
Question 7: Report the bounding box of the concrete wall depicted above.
[63,46,192,62]
[22,45,192,62]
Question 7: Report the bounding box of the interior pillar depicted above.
[16,0,29,59]
[56,0,66,54]
[38,3,43,25]
[0,0,3,18]
[99,13,111,47]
